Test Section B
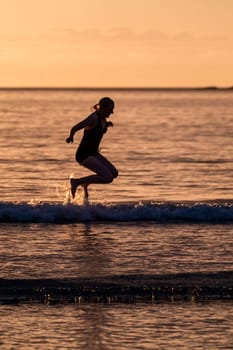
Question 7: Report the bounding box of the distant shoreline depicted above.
[0,86,232,91]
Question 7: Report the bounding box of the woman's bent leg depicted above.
[81,156,116,183]
[70,155,116,198]
[95,153,118,178]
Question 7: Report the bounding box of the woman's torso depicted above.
[76,113,107,163]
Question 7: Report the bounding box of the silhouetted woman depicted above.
[66,97,118,199]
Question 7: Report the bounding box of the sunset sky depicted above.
[1,0,233,87]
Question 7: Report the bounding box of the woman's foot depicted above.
[82,184,89,200]
[70,178,79,198]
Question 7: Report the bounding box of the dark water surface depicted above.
[0,89,233,349]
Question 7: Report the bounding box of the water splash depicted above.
[72,186,89,206]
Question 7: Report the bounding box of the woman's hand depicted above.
[107,121,114,127]
[66,136,73,143]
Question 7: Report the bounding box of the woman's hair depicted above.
[93,97,114,110]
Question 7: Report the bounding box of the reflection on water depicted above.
[1,223,233,279]
[68,223,113,277]
[0,302,232,349]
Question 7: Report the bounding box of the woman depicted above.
[66,97,118,199]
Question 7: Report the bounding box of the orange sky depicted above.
[1,0,233,87]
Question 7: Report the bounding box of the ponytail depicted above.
[92,97,114,111]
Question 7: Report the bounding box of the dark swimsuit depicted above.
[76,114,107,163]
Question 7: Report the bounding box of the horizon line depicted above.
[0,85,233,91]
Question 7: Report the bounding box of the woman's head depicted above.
[99,97,114,109]
[93,97,115,117]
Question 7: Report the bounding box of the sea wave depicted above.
[0,200,233,223]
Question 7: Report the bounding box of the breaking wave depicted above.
[1,200,233,223]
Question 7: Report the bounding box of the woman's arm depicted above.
[66,113,97,143]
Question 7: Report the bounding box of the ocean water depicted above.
[0,88,233,349]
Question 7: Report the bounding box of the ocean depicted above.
[0,88,233,349]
